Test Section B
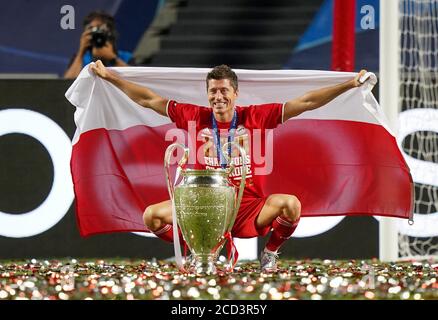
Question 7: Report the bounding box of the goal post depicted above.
[380,0,438,261]
[379,0,400,262]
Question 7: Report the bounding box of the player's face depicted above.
[207,79,238,116]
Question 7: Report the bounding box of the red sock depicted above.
[152,224,185,243]
[265,216,300,252]
[152,224,174,242]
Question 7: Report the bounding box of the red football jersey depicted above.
[167,100,284,198]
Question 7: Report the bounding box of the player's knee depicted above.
[285,195,301,222]
[143,205,159,230]
[143,206,152,227]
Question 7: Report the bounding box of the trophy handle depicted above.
[164,143,189,200]
[222,142,247,232]
[164,143,189,272]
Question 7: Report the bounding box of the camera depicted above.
[89,26,112,48]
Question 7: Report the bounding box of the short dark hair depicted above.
[83,10,116,31]
[206,65,238,92]
[82,11,117,51]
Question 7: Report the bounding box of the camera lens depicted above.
[90,27,108,48]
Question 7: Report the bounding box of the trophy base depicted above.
[188,254,217,275]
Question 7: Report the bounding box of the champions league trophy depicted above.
[164,142,247,274]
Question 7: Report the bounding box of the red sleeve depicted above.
[246,103,284,129]
[166,100,201,130]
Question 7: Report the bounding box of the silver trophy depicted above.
[164,142,247,274]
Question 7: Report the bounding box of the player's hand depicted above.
[352,69,369,87]
[89,60,109,79]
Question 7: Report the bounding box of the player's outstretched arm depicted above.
[283,69,369,121]
[90,60,168,117]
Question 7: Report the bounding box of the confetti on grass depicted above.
[0,258,437,300]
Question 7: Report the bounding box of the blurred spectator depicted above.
[64,11,133,79]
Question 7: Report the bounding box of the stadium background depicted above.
[1,0,383,259]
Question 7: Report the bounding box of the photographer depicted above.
[64,11,133,79]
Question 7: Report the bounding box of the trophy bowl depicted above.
[165,142,247,274]
[174,169,235,274]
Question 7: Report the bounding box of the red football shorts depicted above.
[231,197,271,238]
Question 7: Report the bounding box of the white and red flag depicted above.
[66,66,413,237]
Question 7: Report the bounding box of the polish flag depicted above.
[65,66,413,237]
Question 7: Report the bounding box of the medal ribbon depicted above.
[224,232,239,271]
[211,111,237,168]
[211,110,239,271]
